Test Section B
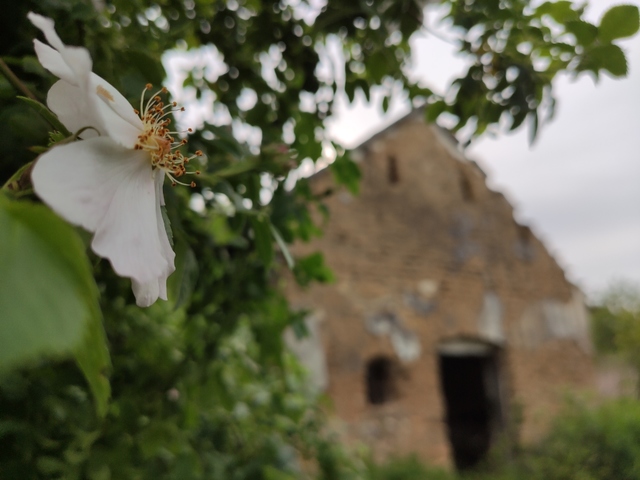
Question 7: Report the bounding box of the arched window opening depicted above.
[366,356,397,405]
[459,170,474,202]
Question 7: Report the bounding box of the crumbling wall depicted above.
[285,112,595,466]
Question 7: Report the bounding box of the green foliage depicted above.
[579,44,628,78]
[431,0,638,141]
[575,4,640,80]
[0,273,358,479]
[294,253,335,287]
[591,281,640,395]
[17,96,71,137]
[250,215,276,267]
[0,195,108,391]
[331,154,361,195]
[591,281,640,355]
[515,398,640,480]
[591,304,620,355]
[367,455,454,480]
[598,5,640,43]
[0,0,637,478]
[74,306,111,418]
[364,400,640,480]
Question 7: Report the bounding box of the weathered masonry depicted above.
[284,111,594,469]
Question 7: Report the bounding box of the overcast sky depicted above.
[325,0,640,299]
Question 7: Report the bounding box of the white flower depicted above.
[28,12,200,307]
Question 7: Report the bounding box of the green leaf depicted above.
[425,100,446,122]
[366,51,389,84]
[209,158,259,179]
[249,216,274,266]
[262,466,296,480]
[36,456,67,475]
[355,78,371,102]
[293,252,334,287]
[269,224,295,269]
[330,153,361,195]
[207,214,246,247]
[161,205,174,247]
[74,305,111,417]
[599,5,640,43]
[293,113,323,161]
[344,80,356,103]
[16,96,71,137]
[580,44,628,77]
[0,197,92,355]
[0,195,109,413]
[535,1,580,23]
[168,239,199,309]
[381,95,390,113]
[122,50,166,86]
[565,21,598,46]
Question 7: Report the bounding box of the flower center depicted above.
[134,84,201,187]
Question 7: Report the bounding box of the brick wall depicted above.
[284,112,595,467]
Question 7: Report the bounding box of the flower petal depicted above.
[88,74,144,148]
[33,40,76,85]
[47,74,143,147]
[31,138,174,291]
[154,169,174,264]
[131,271,171,307]
[47,80,101,139]
[128,174,175,307]
[30,12,144,147]
[47,77,144,147]
[28,12,92,83]
[27,12,66,52]
[131,279,161,307]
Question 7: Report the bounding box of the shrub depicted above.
[367,455,455,480]
[513,399,640,480]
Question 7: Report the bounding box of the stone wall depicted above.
[284,112,595,467]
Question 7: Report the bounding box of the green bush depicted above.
[367,399,640,480]
[367,455,454,480]
[520,399,640,480]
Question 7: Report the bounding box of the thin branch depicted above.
[0,58,38,101]
[419,23,459,46]
[404,6,459,46]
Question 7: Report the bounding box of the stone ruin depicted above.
[284,111,594,469]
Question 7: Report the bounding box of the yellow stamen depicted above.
[133,86,198,183]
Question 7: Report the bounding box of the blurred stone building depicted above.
[284,110,594,469]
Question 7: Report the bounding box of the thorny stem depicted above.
[69,126,100,142]
[0,58,38,101]
[2,161,34,194]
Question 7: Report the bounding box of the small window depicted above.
[515,224,535,261]
[459,170,474,202]
[366,356,397,405]
[387,156,400,184]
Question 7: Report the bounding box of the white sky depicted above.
[325,0,640,299]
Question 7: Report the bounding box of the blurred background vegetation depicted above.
[366,397,640,480]
[1,0,639,478]
[590,281,640,397]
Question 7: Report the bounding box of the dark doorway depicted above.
[438,343,504,470]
